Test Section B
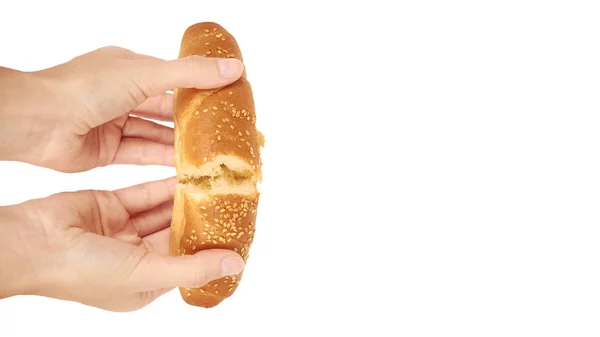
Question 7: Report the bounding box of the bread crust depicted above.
[169,22,262,308]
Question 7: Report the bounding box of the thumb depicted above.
[130,56,244,98]
[127,249,245,291]
[84,54,244,129]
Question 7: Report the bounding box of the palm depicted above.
[26,177,176,311]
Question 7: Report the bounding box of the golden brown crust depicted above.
[175,192,259,307]
[178,22,244,63]
[169,22,262,308]
[175,78,260,174]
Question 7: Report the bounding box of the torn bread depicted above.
[169,22,263,308]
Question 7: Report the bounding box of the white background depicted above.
[1,0,599,336]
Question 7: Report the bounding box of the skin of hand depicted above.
[0,45,244,172]
[0,46,248,311]
[0,177,245,312]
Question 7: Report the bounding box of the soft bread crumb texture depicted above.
[169,22,263,309]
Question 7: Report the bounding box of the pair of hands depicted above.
[0,46,247,311]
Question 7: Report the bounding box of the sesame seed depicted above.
[215,290,220,295]
[230,125,235,129]
[204,29,209,32]
[203,108,209,112]
[187,292,191,296]
[192,245,197,250]
[229,91,233,95]
[191,229,196,233]
[205,50,212,55]
[205,42,210,45]
[195,110,199,116]
[216,33,223,38]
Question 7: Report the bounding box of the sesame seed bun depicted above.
[169,22,263,308]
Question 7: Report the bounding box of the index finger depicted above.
[113,177,177,215]
[131,93,174,122]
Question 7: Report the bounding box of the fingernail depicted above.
[221,256,245,276]
[218,58,243,78]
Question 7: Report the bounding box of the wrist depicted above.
[0,69,30,163]
[0,204,41,298]
[0,69,55,165]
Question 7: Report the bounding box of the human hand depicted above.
[0,46,243,172]
[0,178,245,312]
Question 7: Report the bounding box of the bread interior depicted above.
[178,155,257,195]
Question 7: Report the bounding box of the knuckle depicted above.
[128,216,140,232]
[192,270,209,288]
[182,56,205,80]
[139,184,153,208]
[161,94,172,114]
[95,45,124,55]
[159,203,170,221]
[95,46,135,59]
[165,178,176,200]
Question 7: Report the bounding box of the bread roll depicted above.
[169,22,263,308]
